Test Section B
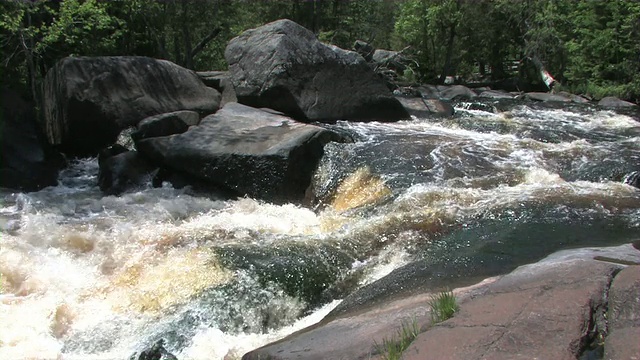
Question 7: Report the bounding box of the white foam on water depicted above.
[176,299,342,360]
[395,167,640,221]
[0,186,334,359]
[581,110,640,130]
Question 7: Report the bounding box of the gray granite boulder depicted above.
[43,56,220,156]
[136,103,346,203]
[598,96,637,108]
[395,96,454,118]
[224,19,409,123]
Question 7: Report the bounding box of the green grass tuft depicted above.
[374,318,420,360]
[429,289,459,324]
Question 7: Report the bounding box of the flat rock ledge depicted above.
[243,244,640,360]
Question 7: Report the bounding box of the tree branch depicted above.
[189,27,221,59]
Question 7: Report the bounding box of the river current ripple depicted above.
[1,101,639,359]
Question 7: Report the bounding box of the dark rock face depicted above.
[598,96,637,108]
[129,339,178,360]
[353,40,374,62]
[624,171,640,188]
[224,19,409,123]
[98,146,157,195]
[136,103,346,203]
[42,56,221,156]
[131,111,200,142]
[0,87,65,191]
[196,71,237,106]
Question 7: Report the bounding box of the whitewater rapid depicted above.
[1,102,639,359]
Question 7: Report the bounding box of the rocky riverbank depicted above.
[243,243,640,360]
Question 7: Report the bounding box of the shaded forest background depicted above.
[2,0,639,106]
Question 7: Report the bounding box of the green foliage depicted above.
[429,289,458,324]
[40,0,123,56]
[374,318,420,360]
[1,0,639,102]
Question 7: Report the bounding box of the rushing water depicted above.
[1,101,639,359]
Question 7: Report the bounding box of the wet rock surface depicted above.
[136,102,347,203]
[129,339,178,360]
[243,244,640,360]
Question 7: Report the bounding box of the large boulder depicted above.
[598,96,637,108]
[523,92,572,103]
[477,89,516,100]
[224,19,409,123]
[0,87,65,191]
[42,56,221,157]
[437,85,477,101]
[395,96,454,118]
[136,103,346,203]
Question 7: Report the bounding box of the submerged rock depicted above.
[98,146,157,195]
[225,19,409,123]
[623,171,640,188]
[129,339,178,360]
[136,102,347,203]
[42,56,220,156]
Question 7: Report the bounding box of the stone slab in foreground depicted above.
[243,244,640,360]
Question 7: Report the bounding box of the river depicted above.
[1,100,639,359]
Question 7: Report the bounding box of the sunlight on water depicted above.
[330,166,392,212]
[176,300,341,360]
[0,102,638,359]
[106,248,231,314]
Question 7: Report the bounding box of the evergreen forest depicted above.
[2,0,639,105]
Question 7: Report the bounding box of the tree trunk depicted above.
[181,0,193,69]
[21,10,40,113]
[440,23,456,84]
